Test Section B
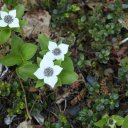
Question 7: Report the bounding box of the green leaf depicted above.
[0,36,24,66]
[0,36,37,66]
[61,56,74,71]
[16,62,38,80]
[122,116,128,128]
[121,57,128,68]
[59,56,77,85]
[39,50,48,56]
[11,36,24,55]
[69,4,80,12]
[54,60,62,66]
[20,20,28,26]
[4,0,17,6]
[22,43,37,60]
[0,29,11,44]
[37,57,42,66]
[59,71,78,84]
[95,118,107,127]
[35,80,45,88]
[11,36,37,60]
[56,78,62,86]
[0,53,22,66]
[13,28,21,33]
[38,34,50,50]
[95,114,109,127]
[112,115,124,126]
[15,4,25,19]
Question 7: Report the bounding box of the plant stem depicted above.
[18,77,32,120]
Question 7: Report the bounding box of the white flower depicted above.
[34,58,63,88]
[0,10,19,28]
[45,41,69,61]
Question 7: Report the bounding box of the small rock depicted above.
[104,68,114,76]
[65,106,80,117]
[86,75,97,86]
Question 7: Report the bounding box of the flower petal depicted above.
[44,52,55,61]
[44,76,58,88]
[55,53,64,61]
[9,10,16,18]
[9,18,19,28]
[0,11,8,19]
[0,20,7,27]
[40,57,54,68]
[34,68,44,79]
[58,43,69,54]
[53,65,63,76]
[48,41,57,51]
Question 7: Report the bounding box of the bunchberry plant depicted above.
[45,41,69,61]
[0,4,25,44]
[95,114,128,128]
[0,10,19,28]
[35,34,78,88]
[34,57,63,87]
[0,4,78,89]
[107,118,116,128]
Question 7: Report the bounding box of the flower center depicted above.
[52,48,61,56]
[108,119,114,125]
[4,15,13,24]
[44,67,54,77]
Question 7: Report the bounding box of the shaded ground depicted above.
[1,0,128,128]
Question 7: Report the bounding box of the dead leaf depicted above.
[100,77,109,95]
[86,2,103,10]
[22,9,51,38]
[105,0,116,3]
[118,13,128,30]
[17,0,39,8]
[71,81,81,89]
[22,0,37,6]
[116,47,127,57]
[56,92,70,104]
[28,86,38,92]
[70,88,86,106]
[17,120,33,128]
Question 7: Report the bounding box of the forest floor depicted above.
[0,0,128,128]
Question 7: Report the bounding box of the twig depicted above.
[49,110,58,119]
[63,99,67,112]
[29,96,38,114]
[18,77,32,120]
[120,37,128,45]
[79,73,87,86]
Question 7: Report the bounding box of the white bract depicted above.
[34,58,63,88]
[45,41,69,61]
[0,10,19,28]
